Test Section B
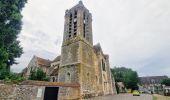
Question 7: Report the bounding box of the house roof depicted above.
[139,76,168,85]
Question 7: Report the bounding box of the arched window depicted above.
[66,72,71,82]
[52,77,55,82]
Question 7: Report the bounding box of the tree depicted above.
[161,78,170,86]
[29,68,49,81]
[0,0,27,72]
[111,67,139,91]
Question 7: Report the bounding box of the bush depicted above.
[0,67,25,84]
[29,68,49,81]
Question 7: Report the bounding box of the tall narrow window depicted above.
[83,12,86,38]
[87,73,90,82]
[102,59,106,71]
[69,13,72,38]
[86,16,89,41]
[73,10,77,36]
[66,72,71,82]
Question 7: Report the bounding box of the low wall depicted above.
[0,84,45,100]
[0,80,80,100]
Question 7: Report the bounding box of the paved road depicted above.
[85,93,153,100]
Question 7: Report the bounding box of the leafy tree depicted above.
[161,78,170,86]
[29,68,49,81]
[0,66,10,80]
[0,0,27,72]
[111,67,139,91]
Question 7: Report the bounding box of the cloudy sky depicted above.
[12,0,170,77]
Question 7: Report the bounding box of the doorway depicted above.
[44,87,59,100]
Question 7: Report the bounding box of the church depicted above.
[23,1,115,99]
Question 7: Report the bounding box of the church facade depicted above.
[23,1,115,99]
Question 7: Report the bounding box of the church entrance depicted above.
[44,87,59,100]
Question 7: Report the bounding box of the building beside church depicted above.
[139,76,168,94]
[23,1,115,99]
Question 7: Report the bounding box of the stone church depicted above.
[23,1,115,99]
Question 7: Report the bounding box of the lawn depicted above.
[153,94,170,100]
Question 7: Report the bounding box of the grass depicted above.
[153,94,170,100]
[153,96,157,100]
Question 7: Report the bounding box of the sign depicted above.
[37,88,43,97]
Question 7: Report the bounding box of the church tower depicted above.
[58,1,114,99]
[58,1,96,99]
[62,1,93,45]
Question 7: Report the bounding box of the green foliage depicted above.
[29,68,49,81]
[0,66,10,80]
[4,72,25,84]
[0,67,25,84]
[111,67,139,90]
[161,78,170,86]
[0,0,27,73]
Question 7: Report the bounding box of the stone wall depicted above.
[0,84,45,100]
[0,81,80,100]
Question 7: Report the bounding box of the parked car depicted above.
[132,90,140,96]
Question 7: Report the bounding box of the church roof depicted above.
[52,55,61,62]
[35,56,51,66]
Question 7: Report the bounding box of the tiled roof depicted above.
[36,56,51,66]
[139,76,168,85]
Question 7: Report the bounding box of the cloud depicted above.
[12,0,170,77]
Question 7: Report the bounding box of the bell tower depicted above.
[63,1,93,45]
[58,1,96,99]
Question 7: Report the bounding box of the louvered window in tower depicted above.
[83,12,86,38]
[68,13,72,38]
[74,10,77,36]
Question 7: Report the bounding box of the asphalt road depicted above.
[85,93,153,100]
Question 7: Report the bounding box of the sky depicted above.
[12,0,170,77]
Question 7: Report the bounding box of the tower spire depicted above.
[79,0,83,5]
